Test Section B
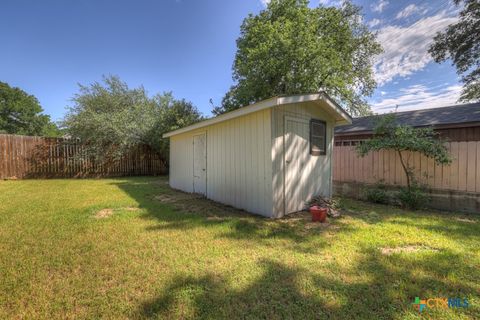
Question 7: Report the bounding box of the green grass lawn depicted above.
[0,177,478,319]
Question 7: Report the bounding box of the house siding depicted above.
[169,109,273,217]
[271,101,335,218]
[335,125,480,143]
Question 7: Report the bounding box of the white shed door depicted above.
[193,133,207,195]
[284,117,310,214]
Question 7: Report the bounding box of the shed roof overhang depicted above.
[163,92,352,138]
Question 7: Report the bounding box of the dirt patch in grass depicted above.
[124,207,140,211]
[155,190,343,231]
[281,211,310,222]
[95,209,114,219]
[151,179,170,187]
[380,245,439,255]
[154,193,247,218]
[154,193,203,204]
[455,217,477,224]
[280,211,335,233]
[94,207,140,218]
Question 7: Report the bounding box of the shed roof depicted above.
[335,102,480,135]
[163,92,352,138]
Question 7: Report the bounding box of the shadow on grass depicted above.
[112,177,479,319]
[388,219,479,243]
[356,200,480,244]
[136,251,479,319]
[111,177,341,254]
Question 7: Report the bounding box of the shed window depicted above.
[310,119,326,156]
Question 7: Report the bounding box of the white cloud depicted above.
[372,84,462,113]
[260,0,270,6]
[396,4,421,19]
[371,0,389,13]
[374,11,457,86]
[368,18,382,28]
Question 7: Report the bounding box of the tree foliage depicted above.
[356,115,452,188]
[0,81,60,136]
[214,0,382,116]
[429,0,480,101]
[62,76,202,161]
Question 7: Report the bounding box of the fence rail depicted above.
[0,134,167,179]
[333,142,480,193]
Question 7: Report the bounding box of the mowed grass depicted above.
[0,177,478,319]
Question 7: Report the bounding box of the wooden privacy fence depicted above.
[333,141,480,193]
[0,134,167,179]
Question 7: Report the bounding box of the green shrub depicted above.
[398,185,429,210]
[363,183,391,205]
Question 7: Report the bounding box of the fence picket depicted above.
[466,141,477,192]
[333,143,479,193]
[0,134,167,179]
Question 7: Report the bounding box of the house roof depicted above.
[335,102,480,135]
[163,92,352,138]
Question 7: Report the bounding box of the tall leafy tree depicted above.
[429,0,480,101]
[62,76,202,161]
[214,0,382,116]
[0,81,60,136]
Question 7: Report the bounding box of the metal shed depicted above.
[163,93,351,218]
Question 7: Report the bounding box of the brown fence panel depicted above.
[0,134,167,179]
[333,142,480,193]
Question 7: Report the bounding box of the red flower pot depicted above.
[310,206,327,222]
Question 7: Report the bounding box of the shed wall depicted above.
[169,109,273,217]
[272,102,336,218]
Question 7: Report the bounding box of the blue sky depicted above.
[0,0,462,121]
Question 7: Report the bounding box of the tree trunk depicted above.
[397,150,411,189]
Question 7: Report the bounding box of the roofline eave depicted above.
[163,93,352,138]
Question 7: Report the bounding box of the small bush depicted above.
[398,185,429,210]
[363,183,391,205]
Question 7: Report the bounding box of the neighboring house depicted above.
[335,102,480,144]
[163,93,352,218]
[333,102,480,213]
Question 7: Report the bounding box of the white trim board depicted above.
[163,93,352,138]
